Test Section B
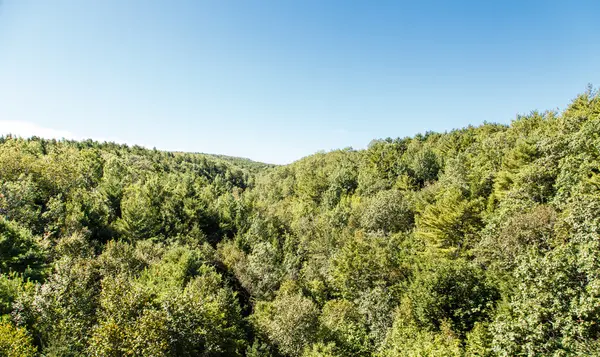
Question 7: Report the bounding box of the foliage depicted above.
[0,218,47,281]
[406,260,499,336]
[0,89,599,356]
[253,283,320,357]
[380,313,462,357]
[0,322,37,357]
[416,187,483,253]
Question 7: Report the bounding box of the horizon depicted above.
[0,101,564,165]
[1,1,599,164]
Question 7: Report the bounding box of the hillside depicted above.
[1,89,600,356]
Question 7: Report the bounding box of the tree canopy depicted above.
[1,89,599,356]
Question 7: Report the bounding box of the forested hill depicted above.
[1,90,600,356]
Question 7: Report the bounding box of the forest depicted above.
[1,89,600,357]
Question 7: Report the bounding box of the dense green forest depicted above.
[1,90,600,356]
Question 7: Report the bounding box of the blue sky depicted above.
[1,1,599,164]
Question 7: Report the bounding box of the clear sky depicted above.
[1,1,599,164]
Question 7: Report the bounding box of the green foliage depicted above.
[464,322,493,357]
[0,218,46,280]
[253,283,320,357]
[407,260,499,336]
[89,246,245,357]
[0,322,37,357]
[0,273,32,319]
[330,232,408,299]
[477,204,557,272]
[359,190,414,233]
[1,89,600,356]
[26,254,101,355]
[490,235,600,355]
[116,179,164,241]
[0,175,42,232]
[410,147,441,186]
[380,314,462,357]
[220,236,285,301]
[319,299,369,356]
[301,342,341,357]
[416,188,483,253]
[88,276,170,357]
[161,271,246,356]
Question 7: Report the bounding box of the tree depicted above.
[88,276,170,357]
[490,205,600,355]
[0,322,37,357]
[301,342,340,357]
[359,190,414,233]
[116,179,163,241]
[319,299,369,356]
[253,282,320,357]
[0,218,46,281]
[416,188,483,253]
[380,314,462,357]
[24,253,100,355]
[407,260,499,336]
[330,232,407,299]
[476,205,557,272]
[160,267,246,356]
[0,273,32,318]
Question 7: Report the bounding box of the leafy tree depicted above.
[87,276,170,357]
[0,322,37,357]
[490,206,600,355]
[359,190,414,233]
[253,282,320,357]
[416,188,483,253]
[25,253,100,355]
[301,342,340,357]
[319,299,369,356]
[354,286,397,348]
[464,322,493,357]
[409,148,441,187]
[407,260,499,336]
[380,313,462,357]
[0,273,32,319]
[476,204,557,272]
[0,175,42,233]
[162,270,246,356]
[0,218,46,280]
[330,232,407,299]
[116,179,164,241]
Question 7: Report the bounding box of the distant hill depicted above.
[187,152,276,172]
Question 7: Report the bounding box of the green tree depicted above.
[330,232,407,299]
[88,275,169,357]
[407,260,499,336]
[380,313,462,357]
[0,322,37,357]
[301,342,340,357]
[0,273,32,318]
[319,299,369,356]
[25,253,100,356]
[490,239,600,355]
[359,190,414,233]
[0,218,46,281]
[416,188,483,253]
[253,282,320,357]
[116,179,163,241]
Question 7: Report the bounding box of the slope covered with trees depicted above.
[1,89,599,356]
